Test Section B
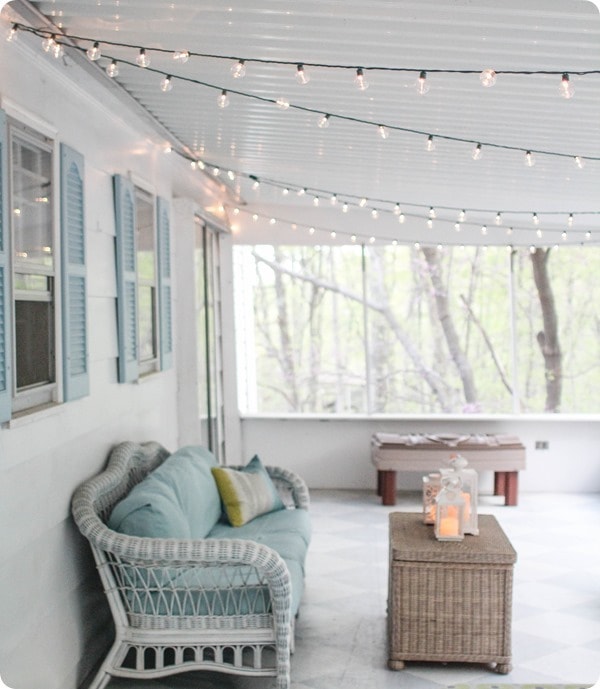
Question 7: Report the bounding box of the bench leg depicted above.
[494,471,507,497]
[380,471,397,506]
[504,471,519,506]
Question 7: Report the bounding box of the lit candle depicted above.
[439,516,459,537]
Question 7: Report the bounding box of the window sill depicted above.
[7,401,63,428]
[239,412,600,422]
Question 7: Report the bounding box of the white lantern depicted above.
[447,454,479,535]
[422,472,441,524]
[434,475,465,541]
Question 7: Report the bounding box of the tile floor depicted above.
[108,490,600,689]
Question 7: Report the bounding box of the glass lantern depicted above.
[422,472,441,524]
[434,475,465,541]
[447,454,479,535]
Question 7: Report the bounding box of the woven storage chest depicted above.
[388,512,516,673]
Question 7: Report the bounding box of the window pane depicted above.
[513,245,600,413]
[11,136,53,269]
[234,245,365,413]
[136,191,155,282]
[138,285,156,362]
[15,299,54,389]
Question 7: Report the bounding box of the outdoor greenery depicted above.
[234,244,600,415]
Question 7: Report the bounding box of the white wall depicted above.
[240,416,600,494]
[0,35,228,689]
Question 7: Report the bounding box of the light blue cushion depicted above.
[108,445,222,539]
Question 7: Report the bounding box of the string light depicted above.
[371,209,379,219]
[282,187,289,195]
[160,75,173,92]
[359,198,368,208]
[7,24,18,42]
[276,97,290,110]
[217,90,230,108]
[330,194,337,205]
[416,70,430,95]
[532,213,540,225]
[86,41,101,61]
[173,50,189,63]
[231,59,246,78]
[568,213,574,227]
[427,218,434,229]
[480,68,497,87]
[318,114,330,129]
[559,72,575,99]
[495,212,502,225]
[472,143,483,161]
[458,210,466,222]
[250,175,260,190]
[135,48,151,68]
[525,150,536,167]
[297,188,306,196]
[313,196,320,206]
[106,60,119,77]
[398,213,405,223]
[454,222,461,231]
[426,135,435,152]
[574,156,585,169]
[354,68,369,91]
[536,228,543,238]
[586,230,592,240]
[342,203,349,213]
[378,125,389,139]
[296,64,310,85]
[428,207,436,219]
[481,225,488,235]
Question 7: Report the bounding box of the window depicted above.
[234,243,600,415]
[9,122,56,412]
[0,109,88,422]
[113,175,172,383]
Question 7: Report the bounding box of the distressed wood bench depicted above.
[371,433,526,506]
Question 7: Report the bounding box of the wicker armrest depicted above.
[266,466,310,509]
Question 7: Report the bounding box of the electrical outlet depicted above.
[535,440,549,450]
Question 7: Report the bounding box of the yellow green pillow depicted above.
[211,455,285,527]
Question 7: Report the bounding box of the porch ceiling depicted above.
[7,0,600,245]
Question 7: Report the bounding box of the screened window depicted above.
[234,243,600,415]
[9,123,56,412]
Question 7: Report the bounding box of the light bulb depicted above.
[212,167,220,176]
[359,197,367,208]
[354,68,369,91]
[296,64,309,85]
[536,228,543,238]
[495,212,502,225]
[164,144,172,154]
[252,214,258,222]
[559,73,574,99]
[458,210,466,222]
[342,203,349,213]
[371,209,379,219]
[529,246,536,254]
[525,150,535,167]
[568,213,574,227]
[369,236,375,244]
[269,218,276,225]
[562,230,568,241]
[136,48,151,68]
[250,176,260,190]
[481,225,488,235]
[351,234,357,242]
[532,213,539,225]
[52,41,64,59]
[454,222,461,232]
[309,226,315,235]
[378,125,389,139]
[480,68,497,87]
[173,50,190,63]
[428,207,436,219]
[231,59,246,78]
[227,170,236,181]
[585,230,591,240]
[276,97,290,110]
[7,24,18,42]
[427,218,433,229]
[393,203,401,216]
[313,196,320,206]
[106,60,119,77]
[160,75,173,92]
[398,213,405,224]
[318,113,330,128]
[217,90,230,108]
[87,41,101,61]
[42,34,56,52]
[416,70,430,95]
[297,187,306,196]
[330,194,337,205]
[472,143,482,160]
[331,231,337,238]
[507,227,513,236]
[574,155,585,169]
[426,135,435,152]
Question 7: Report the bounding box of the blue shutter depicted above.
[60,144,89,401]
[0,110,11,422]
[156,196,173,370]
[113,175,138,383]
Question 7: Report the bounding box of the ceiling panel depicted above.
[9,0,600,245]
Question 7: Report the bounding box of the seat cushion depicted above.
[108,445,222,539]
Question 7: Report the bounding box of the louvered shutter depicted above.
[156,196,173,370]
[0,110,11,422]
[60,144,89,401]
[113,175,138,383]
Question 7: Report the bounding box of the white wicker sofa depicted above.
[71,441,311,689]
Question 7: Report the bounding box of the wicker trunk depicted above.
[387,513,516,674]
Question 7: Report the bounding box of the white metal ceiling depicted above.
[9,0,600,245]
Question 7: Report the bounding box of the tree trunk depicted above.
[421,246,479,409]
[530,248,562,412]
